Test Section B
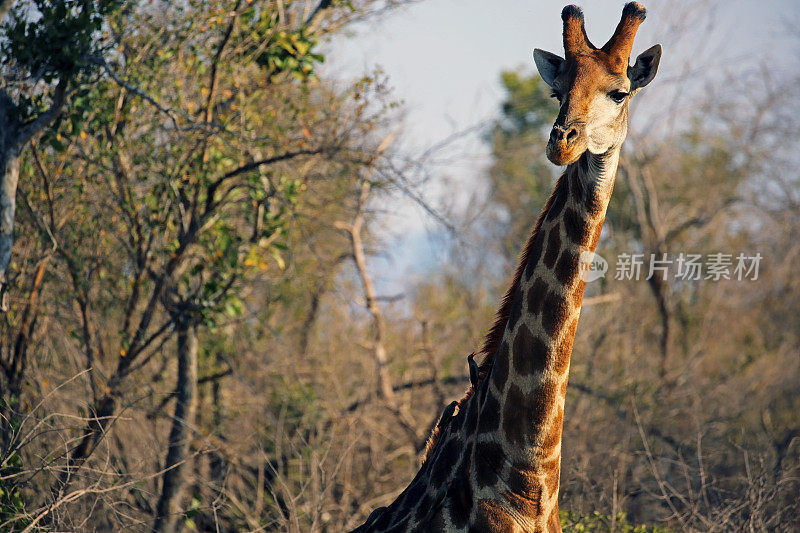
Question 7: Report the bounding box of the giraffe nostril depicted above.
[550,125,579,144]
[566,127,578,142]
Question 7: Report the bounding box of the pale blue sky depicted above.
[327,0,795,149]
[322,0,798,292]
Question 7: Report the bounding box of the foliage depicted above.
[3,0,398,529]
[243,4,325,80]
[1,0,123,120]
[560,510,670,533]
[0,451,31,530]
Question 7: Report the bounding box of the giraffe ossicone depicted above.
[351,3,661,531]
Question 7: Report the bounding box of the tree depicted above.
[8,0,406,528]
[0,0,124,307]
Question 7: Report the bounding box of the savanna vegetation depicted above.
[0,0,798,531]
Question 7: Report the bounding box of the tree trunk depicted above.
[153,322,198,533]
[344,177,421,450]
[0,83,66,310]
[648,272,671,378]
[0,94,21,309]
[209,360,226,483]
[349,179,396,406]
[0,150,19,291]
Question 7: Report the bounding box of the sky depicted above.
[321,0,798,293]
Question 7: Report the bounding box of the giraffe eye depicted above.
[608,90,629,103]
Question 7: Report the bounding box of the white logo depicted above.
[579,250,608,282]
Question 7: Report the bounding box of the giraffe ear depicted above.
[629,44,662,90]
[533,48,563,88]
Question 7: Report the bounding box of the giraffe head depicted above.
[534,2,661,165]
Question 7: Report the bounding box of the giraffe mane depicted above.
[422,386,476,460]
[477,173,567,371]
[421,173,568,461]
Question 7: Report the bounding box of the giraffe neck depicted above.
[474,147,620,529]
[346,150,621,533]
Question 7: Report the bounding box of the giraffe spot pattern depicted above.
[541,290,569,340]
[555,248,579,285]
[524,234,546,279]
[471,500,516,532]
[505,487,543,519]
[474,441,505,488]
[525,381,559,443]
[543,227,561,269]
[589,218,605,248]
[449,452,473,528]
[547,504,562,531]
[426,508,446,530]
[571,174,586,205]
[554,321,578,375]
[507,464,544,497]
[462,437,474,468]
[430,438,461,487]
[478,373,490,402]
[563,207,589,243]
[492,341,510,390]
[526,277,549,315]
[478,392,502,435]
[543,455,561,500]
[572,280,587,308]
[502,384,528,447]
[512,325,548,377]
[541,406,564,451]
[460,397,479,435]
[507,292,524,333]
[585,189,605,217]
[546,181,569,221]
[415,493,432,522]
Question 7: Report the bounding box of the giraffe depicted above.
[352,3,661,531]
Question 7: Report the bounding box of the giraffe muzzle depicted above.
[546,123,585,165]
